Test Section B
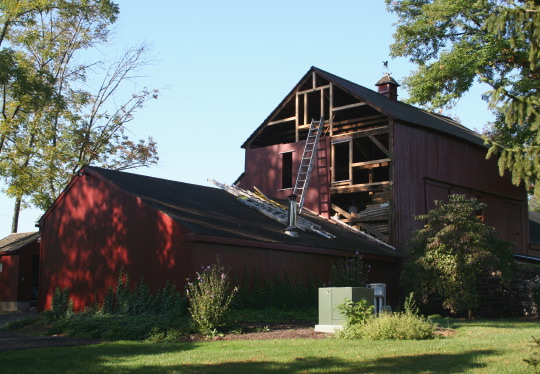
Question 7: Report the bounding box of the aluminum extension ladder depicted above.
[293,117,324,212]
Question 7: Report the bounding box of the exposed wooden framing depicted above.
[333,119,389,133]
[354,141,371,161]
[332,126,389,141]
[331,141,336,182]
[329,83,334,136]
[295,93,299,142]
[331,204,388,241]
[368,135,390,156]
[312,71,316,89]
[321,87,325,119]
[351,159,391,169]
[332,102,367,112]
[331,181,390,194]
[331,136,352,144]
[268,116,296,126]
[304,93,307,128]
[297,85,331,95]
[349,138,353,182]
[332,115,386,127]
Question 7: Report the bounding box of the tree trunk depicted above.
[11,196,21,233]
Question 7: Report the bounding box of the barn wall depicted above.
[39,173,192,311]
[188,241,401,306]
[239,138,331,217]
[0,254,19,309]
[392,122,529,253]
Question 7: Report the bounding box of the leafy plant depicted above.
[359,312,436,341]
[403,292,420,315]
[329,252,369,287]
[335,298,374,326]
[48,287,74,320]
[186,260,238,335]
[403,194,515,316]
[523,336,540,374]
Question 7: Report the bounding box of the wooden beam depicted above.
[368,135,390,157]
[351,159,391,169]
[268,116,296,126]
[297,84,331,95]
[295,93,299,142]
[331,181,390,194]
[332,126,389,142]
[332,102,367,112]
[332,115,386,127]
[331,204,388,241]
[329,83,334,137]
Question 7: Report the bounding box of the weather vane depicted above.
[383,60,389,75]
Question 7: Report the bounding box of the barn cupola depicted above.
[375,73,400,101]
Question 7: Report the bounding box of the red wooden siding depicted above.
[39,173,192,311]
[0,255,19,303]
[0,241,39,310]
[239,138,331,217]
[393,122,528,253]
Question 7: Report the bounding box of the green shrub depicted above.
[403,194,515,316]
[45,287,73,321]
[186,261,237,335]
[360,312,436,340]
[329,252,368,287]
[335,298,374,326]
[403,292,420,315]
[3,317,39,331]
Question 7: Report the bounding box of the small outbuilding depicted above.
[0,232,40,311]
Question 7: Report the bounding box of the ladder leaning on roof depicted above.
[293,117,324,213]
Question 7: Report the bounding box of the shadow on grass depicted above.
[107,348,495,373]
[446,318,539,330]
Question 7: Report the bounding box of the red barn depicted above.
[239,67,531,256]
[0,232,40,311]
[38,166,400,311]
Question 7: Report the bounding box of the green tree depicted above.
[403,194,514,316]
[386,0,540,195]
[0,0,158,232]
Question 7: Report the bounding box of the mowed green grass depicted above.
[1,319,538,373]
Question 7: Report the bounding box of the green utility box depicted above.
[318,287,375,326]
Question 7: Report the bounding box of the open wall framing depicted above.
[243,71,393,242]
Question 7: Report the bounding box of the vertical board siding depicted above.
[393,122,528,253]
[239,138,331,216]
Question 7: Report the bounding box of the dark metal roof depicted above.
[242,66,484,148]
[87,166,399,258]
[0,232,39,254]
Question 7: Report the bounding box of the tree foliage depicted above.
[386,0,540,194]
[402,194,514,316]
[0,0,158,231]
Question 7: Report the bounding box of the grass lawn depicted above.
[1,319,538,373]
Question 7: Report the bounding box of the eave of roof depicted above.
[0,232,39,254]
[242,66,485,149]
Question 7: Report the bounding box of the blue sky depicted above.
[0,1,494,237]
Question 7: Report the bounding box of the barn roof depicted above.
[242,66,484,148]
[0,232,39,255]
[86,166,399,259]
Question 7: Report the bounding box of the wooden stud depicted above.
[295,93,299,142]
[297,85,331,95]
[332,102,367,112]
[368,135,390,156]
[268,116,296,126]
[331,181,390,194]
[329,83,334,137]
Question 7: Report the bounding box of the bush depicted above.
[186,260,237,335]
[403,194,515,316]
[335,298,373,326]
[337,311,436,340]
[329,252,368,287]
[361,312,436,340]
